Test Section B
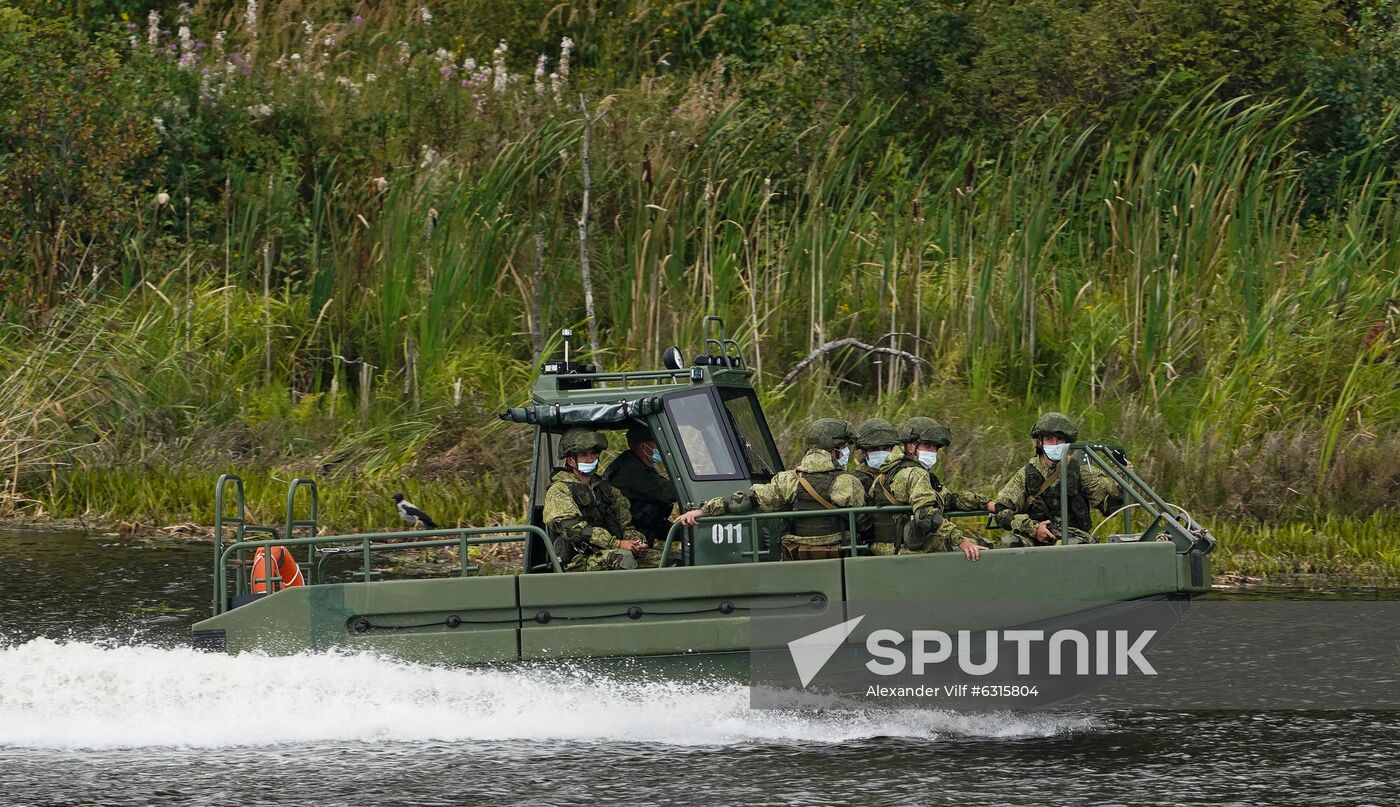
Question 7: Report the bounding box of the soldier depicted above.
[848,417,899,546]
[542,427,653,571]
[987,412,1123,547]
[676,418,865,560]
[602,423,678,546]
[865,417,984,560]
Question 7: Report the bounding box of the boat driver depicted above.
[542,427,657,571]
[602,424,679,546]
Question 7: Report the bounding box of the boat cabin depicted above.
[504,317,788,570]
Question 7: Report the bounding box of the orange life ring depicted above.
[250,545,305,593]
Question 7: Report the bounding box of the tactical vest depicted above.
[788,470,844,537]
[562,476,625,540]
[1023,460,1093,531]
[868,459,925,543]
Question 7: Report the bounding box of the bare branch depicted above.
[778,338,925,387]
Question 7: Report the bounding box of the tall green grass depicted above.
[2,5,1396,573]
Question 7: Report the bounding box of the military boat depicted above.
[192,317,1216,676]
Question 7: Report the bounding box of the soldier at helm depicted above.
[987,412,1123,547]
[542,427,654,571]
[865,417,985,560]
[677,418,866,560]
[602,423,678,546]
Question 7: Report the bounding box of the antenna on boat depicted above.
[562,328,573,365]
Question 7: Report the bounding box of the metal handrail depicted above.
[313,537,493,580]
[214,525,561,614]
[658,506,992,566]
[212,474,246,615]
[284,477,319,578]
[1069,443,1213,554]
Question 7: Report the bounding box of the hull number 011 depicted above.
[710,523,744,544]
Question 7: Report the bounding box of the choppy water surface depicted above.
[1,529,1396,806]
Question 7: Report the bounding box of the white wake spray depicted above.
[0,639,1092,750]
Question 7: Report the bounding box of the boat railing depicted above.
[213,525,561,614]
[658,506,991,566]
[211,473,559,615]
[1070,443,1215,554]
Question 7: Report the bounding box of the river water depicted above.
[1,529,1396,806]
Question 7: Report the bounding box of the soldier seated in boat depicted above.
[676,418,865,560]
[602,424,679,546]
[986,412,1123,547]
[543,427,657,571]
[847,417,899,548]
[867,417,985,560]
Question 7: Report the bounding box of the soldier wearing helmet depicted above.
[847,418,899,545]
[542,427,653,571]
[987,412,1123,546]
[864,417,985,560]
[677,418,866,560]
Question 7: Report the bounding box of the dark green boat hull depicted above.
[192,541,1208,667]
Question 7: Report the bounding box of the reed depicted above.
[2,3,1397,574]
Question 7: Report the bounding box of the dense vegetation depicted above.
[2,1,1397,574]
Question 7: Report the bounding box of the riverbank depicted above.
[5,493,1394,583]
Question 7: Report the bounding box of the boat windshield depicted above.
[719,389,781,481]
[663,388,782,482]
[665,389,741,480]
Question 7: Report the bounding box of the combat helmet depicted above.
[802,418,856,451]
[897,416,952,448]
[559,427,607,457]
[1029,412,1078,442]
[854,417,899,449]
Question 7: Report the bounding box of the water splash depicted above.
[0,639,1092,750]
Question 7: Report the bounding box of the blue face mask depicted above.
[837,446,852,467]
[917,450,938,470]
[1042,443,1068,462]
[577,460,599,475]
[866,449,890,469]
[649,448,663,465]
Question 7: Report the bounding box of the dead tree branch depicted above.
[779,338,925,387]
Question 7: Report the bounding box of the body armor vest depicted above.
[1023,460,1093,531]
[788,470,844,537]
[562,476,625,540]
[868,459,924,543]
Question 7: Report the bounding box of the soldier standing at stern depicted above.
[677,418,865,560]
[987,412,1123,546]
[543,428,653,571]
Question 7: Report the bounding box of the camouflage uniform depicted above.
[542,429,652,572]
[849,418,899,546]
[602,449,677,545]
[991,412,1122,547]
[697,419,865,558]
[869,417,983,555]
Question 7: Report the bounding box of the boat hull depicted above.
[192,541,1207,667]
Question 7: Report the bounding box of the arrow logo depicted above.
[787,615,865,687]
